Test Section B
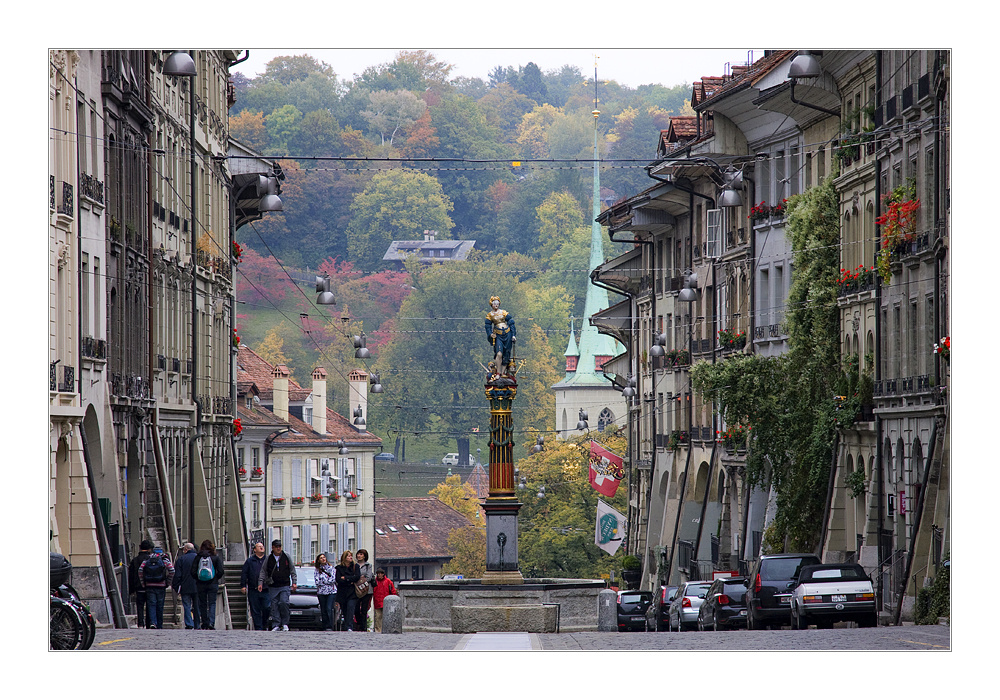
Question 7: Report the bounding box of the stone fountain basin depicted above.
[396,578,606,633]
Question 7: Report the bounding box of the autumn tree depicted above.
[535,190,585,262]
[229,109,269,152]
[361,90,427,146]
[515,430,629,579]
[429,474,482,524]
[441,527,486,578]
[255,326,291,374]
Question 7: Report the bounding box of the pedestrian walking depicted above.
[314,553,336,631]
[258,539,296,631]
[172,543,200,630]
[241,542,271,631]
[127,540,153,629]
[138,547,174,629]
[354,548,374,632]
[334,550,360,631]
[191,539,224,629]
[371,568,397,633]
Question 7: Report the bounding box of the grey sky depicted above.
[235,48,762,90]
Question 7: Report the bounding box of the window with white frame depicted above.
[347,521,357,552]
[328,523,337,556]
[706,209,722,257]
[252,448,260,468]
[291,525,301,565]
[340,458,356,496]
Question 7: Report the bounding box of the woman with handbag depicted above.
[354,549,374,632]
[334,550,360,631]
[314,553,336,631]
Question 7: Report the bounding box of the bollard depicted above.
[597,589,617,632]
[382,595,403,634]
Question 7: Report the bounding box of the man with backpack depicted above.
[127,540,153,629]
[257,539,296,631]
[138,547,175,629]
[191,540,224,630]
[172,542,201,629]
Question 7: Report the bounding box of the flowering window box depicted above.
[328,494,340,503]
[291,496,305,506]
[271,497,285,507]
[251,468,263,480]
[344,492,359,501]
[310,494,324,505]
[238,467,247,479]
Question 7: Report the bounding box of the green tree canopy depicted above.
[346,170,455,270]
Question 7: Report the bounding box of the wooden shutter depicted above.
[271,458,283,498]
[320,523,329,557]
[302,524,311,564]
[291,458,302,498]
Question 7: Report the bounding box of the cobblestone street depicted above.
[89,623,950,652]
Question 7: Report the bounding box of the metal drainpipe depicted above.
[874,50,885,602]
[187,51,203,544]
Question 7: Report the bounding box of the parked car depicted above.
[697,578,749,631]
[442,453,466,465]
[616,590,652,632]
[287,566,323,630]
[745,553,821,630]
[373,452,395,462]
[667,580,712,631]
[654,585,679,631]
[790,563,877,629]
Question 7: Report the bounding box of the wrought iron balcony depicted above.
[57,181,74,217]
[79,173,104,204]
[81,336,107,359]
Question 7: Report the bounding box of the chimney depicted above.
[272,365,289,421]
[424,230,436,242]
[311,367,327,434]
[348,369,368,431]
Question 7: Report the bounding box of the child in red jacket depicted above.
[372,568,397,633]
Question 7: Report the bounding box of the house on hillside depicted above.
[375,497,475,581]
[382,230,476,269]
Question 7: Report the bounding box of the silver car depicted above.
[668,580,712,631]
[790,563,877,629]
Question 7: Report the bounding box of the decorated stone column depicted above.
[481,295,524,585]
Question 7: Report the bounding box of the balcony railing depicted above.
[81,336,107,359]
[79,173,104,204]
[57,181,74,217]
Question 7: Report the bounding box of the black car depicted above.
[616,590,652,632]
[697,578,749,631]
[287,566,323,630]
[745,553,821,630]
[654,585,679,631]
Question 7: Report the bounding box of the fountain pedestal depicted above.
[482,375,524,585]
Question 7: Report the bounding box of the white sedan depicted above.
[790,563,878,629]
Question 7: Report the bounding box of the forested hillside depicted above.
[230,51,692,452]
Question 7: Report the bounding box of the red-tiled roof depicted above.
[374,497,474,560]
[236,344,381,446]
[695,50,796,111]
[236,345,311,401]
